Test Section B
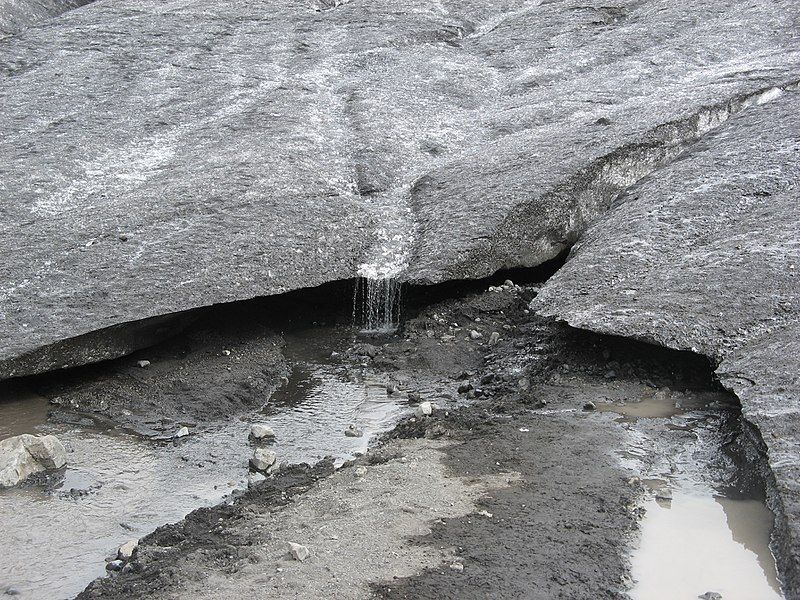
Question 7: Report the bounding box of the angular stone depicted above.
[117,540,138,561]
[249,448,277,472]
[249,424,276,440]
[415,402,433,418]
[287,542,310,562]
[0,434,67,488]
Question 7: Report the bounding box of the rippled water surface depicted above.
[0,324,410,599]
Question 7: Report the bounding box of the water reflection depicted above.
[631,486,782,599]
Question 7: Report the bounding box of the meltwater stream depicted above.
[353,277,403,333]
[0,322,410,599]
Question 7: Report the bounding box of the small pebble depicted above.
[288,542,310,562]
[106,560,124,572]
[469,330,482,340]
[354,466,368,478]
[136,360,150,368]
[450,563,464,572]
[344,425,364,438]
[175,426,190,438]
[583,401,596,411]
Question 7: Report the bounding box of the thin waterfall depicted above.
[353,276,402,333]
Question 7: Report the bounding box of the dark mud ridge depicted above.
[72,280,789,600]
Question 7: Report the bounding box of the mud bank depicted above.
[75,282,785,600]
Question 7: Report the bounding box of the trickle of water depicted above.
[353,277,402,333]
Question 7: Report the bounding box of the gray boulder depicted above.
[1,0,799,378]
[532,90,800,596]
[0,434,67,487]
[249,423,276,440]
[249,448,277,472]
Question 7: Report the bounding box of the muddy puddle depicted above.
[604,389,784,599]
[632,485,781,600]
[0,323,414,599]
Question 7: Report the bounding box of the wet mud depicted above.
[54,278,786,600]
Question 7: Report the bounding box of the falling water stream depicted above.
[0,283,786,600]
[353,277,403,333]
[0,321,413,599]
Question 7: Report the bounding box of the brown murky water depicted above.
[602,388,784,600]
[596,387,736,421]
[632,488,781,600]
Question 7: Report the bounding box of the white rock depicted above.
[221,349,231,356]
[250,424,276,440]
[118,540,138,560]
[248,471,267,486]
[250,448,277,471]
[0,434,67,488]
[136,360,150,368]
[488,332,500,346]
[415,401,433,418]
[288,542,310,561]
[354,466,368,478]
[450,562,464,572]
[469,330,482,340]
[175,426,190,438]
